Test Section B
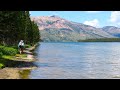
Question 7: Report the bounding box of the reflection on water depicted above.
[19,70,31,79]
[29,42,120,79]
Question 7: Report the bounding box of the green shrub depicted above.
[11,46,19,54]
[2,47,17,56]
[0,63,5,69]
[0,46,5,52]
[0,46,18,56]
[0,52,3,58]
[11,46,18,49]
[0,46,4,58]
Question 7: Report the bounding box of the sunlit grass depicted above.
[2,55,15,60]
[0,63,5,69]
[15,54,27,58]
[2,54,27,61]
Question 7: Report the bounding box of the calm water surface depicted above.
[29,42,120,79]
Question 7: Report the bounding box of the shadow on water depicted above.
[0,58,37,68]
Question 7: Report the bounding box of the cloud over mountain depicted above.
[83,19,100,27]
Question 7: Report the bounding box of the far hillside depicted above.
[31,15,120,42]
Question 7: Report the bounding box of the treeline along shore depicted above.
[78,38,120,42]
[0,11,40,69]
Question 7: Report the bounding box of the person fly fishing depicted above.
[18,40,25,54]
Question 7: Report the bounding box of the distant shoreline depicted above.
[77,38,120,42]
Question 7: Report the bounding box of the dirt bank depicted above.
[0,67,37,79]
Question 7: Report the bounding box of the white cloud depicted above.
[83,19,100,27]
[109,11,120,27]
[110,11,120,23]
[85,11,102,13]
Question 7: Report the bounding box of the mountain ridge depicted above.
[31,15,119,42]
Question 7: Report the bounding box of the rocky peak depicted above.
[50,15,60,18]
[30,15,72,30]
[102,26,119,30]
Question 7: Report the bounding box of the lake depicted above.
[29,42,120,79]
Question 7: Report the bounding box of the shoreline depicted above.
[0,43,38,79]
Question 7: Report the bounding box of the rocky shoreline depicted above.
[0,44,38,79]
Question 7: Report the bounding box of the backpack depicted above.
[19,42,24,47]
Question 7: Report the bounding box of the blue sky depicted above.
[30,11,120,28]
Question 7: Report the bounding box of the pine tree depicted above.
[0,11,40,46]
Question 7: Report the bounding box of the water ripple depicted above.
[30,42,120,79]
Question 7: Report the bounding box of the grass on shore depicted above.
[0,43,38,69]
[0,44,32,69]
[2,54,27,60]
[0,54,27,68]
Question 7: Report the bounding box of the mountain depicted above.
[31,15,117,42]
[102,26,120,37]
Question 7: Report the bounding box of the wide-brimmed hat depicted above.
[20,40,23,42]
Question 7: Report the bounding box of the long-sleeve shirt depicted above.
[18,41,24,47]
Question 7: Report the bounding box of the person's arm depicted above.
[22,42,25,48]
[18,42,20,47]
[23,42,25,46]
